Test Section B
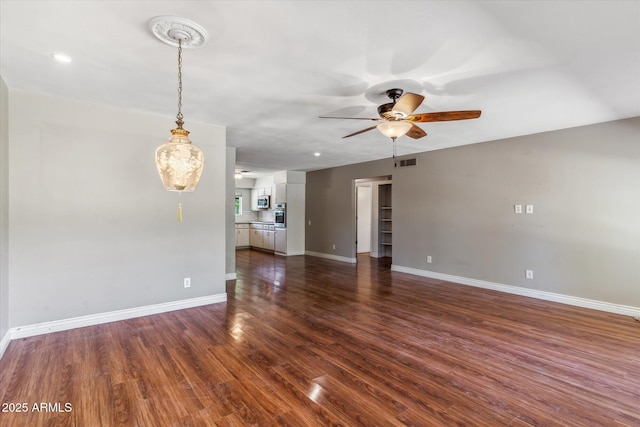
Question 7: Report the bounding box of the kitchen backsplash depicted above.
[236,210,258,223]
[235,210,276,223]
[259,210,275,223]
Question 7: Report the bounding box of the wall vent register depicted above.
[396,158,417,168]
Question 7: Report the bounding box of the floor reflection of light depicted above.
[231,324,243,340]
[273,280,280,286]
[230,316,245,340]
[308,383,323,403]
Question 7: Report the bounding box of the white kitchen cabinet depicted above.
[251,187,275,210]
[283,183,305,256]
[250,189,259,211]
[235,224,250,247]
[275,228,287,254]
[263,229,275,251]
[275,183,287,204]
[250,224,264,248]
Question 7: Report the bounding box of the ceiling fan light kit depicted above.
[377,121,412,140]
[320,88,481,157]
[150,16,208,221]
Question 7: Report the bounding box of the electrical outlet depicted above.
[427,256,432,263]
[184,277,191,288]
[525,270,533,279]
[514,205,523,214]
[332,244,336,250]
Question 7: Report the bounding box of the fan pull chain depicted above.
[177,191,183,222]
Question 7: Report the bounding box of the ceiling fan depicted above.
[320,88,481,142]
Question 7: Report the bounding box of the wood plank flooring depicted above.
[1,249,639,426]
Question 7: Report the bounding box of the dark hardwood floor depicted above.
[1,249,639,426]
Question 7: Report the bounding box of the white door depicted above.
[356,185,372,253]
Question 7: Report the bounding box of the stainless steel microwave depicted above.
[257,196,270,209]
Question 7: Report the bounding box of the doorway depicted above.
[354,176,392,264]
[356,184,372,254]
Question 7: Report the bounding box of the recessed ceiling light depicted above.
[314,152,321,157]
[52,53,72,63]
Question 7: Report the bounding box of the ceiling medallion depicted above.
[149,16,209,48]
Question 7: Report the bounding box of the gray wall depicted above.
[306,117,640,307]
[8,91,227,327]
[306,160,392,257]
[0,78,8,339]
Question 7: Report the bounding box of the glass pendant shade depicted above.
[155,128,204,191]
[377,121,413,139]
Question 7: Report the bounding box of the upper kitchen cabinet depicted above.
[275,183,286,204]
[250,186,272,210]
[273,170,306,204]
[249,175,275,210]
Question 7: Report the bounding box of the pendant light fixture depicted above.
[150,16,208,221]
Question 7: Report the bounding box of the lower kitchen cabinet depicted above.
[275,228,286,254]
[235,224,250,247]
[245,223,277,252]
[249,227,263,248]
[263,229,275,251]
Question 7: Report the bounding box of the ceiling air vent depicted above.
[395,157,417,168]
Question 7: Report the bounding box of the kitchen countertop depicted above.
[236,221,283,228]
[236,221,275,225]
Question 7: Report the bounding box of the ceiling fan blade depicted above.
[407,110,482,122]
[392,93,425,116]
[406,124,427,139]
[319,116,379,121]
[343,125,378,138]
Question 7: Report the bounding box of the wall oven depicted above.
[274,203,286,227]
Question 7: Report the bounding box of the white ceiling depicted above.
[1,1,639,177]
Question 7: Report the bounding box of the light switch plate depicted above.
[526,204,534,214]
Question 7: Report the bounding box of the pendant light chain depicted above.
[176,39,184,128]
[176,39,184,223]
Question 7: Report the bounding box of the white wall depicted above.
[0,78,9,341]
[224,147,236,279]
[226,147,236,278]
[8,91,227,327]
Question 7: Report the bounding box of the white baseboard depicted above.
[0,329,10,359]
[305,251,357,264]
[225,273,237,280]
[286,251,306,256]
[391,265,640,317]
[8,293,228,341]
